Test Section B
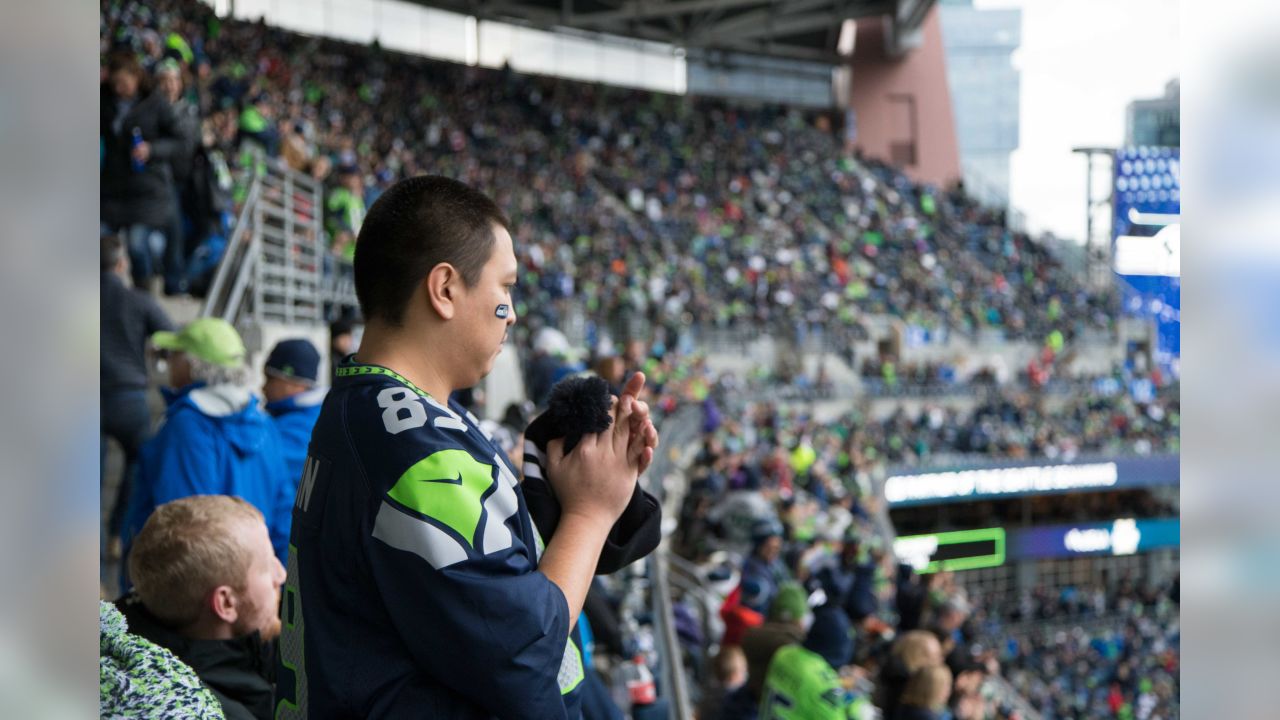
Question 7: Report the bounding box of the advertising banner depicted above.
[885,455,1178,507]
[893,527,1006,574]
[1006,517,1179,561]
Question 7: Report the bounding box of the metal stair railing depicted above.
[201,159,263,323]
[646,404,704,720]
[248,159,325,325]
[201,150,351,326]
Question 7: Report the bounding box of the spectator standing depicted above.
[101,235,173,556]
[155,58,202,289]
[124,318,292,568]
[801,570,856,672]
[137,29,165,74]
[101,50,184,294]
[278,175,658,718]
[324,163,366,261]
[895,563,927,632]
[262,338,325,485]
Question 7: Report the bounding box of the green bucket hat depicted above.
[152,317,245,368]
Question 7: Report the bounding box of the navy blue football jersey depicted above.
[275,360,584,719]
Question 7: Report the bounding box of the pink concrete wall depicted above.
[848,6,961,188]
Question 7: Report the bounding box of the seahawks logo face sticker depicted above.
[495,304,511,319]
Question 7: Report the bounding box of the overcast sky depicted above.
[970,0,1179,243]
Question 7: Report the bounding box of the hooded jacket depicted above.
[116,595,274,720]
[266,387,326,487]
[125,384,293,566]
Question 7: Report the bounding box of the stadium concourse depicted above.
[100,1,1179,719]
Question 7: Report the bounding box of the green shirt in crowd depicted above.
[759,645,873,720]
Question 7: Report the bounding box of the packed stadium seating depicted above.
[972,580,1180,719]
[100,1,1179,718]
[104,0,1121,349]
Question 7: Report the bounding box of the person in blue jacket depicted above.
[124,318,293,572]
[274,176,659,719]
[261,338,326,486]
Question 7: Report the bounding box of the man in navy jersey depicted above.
[275,175,658,719]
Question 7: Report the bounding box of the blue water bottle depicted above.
[131,127,145,172]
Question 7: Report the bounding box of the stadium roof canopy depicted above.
[403,0,936,63]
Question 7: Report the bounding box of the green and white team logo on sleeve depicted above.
[373,449,520,569]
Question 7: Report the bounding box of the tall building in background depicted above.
[848,6,963,189]
[1126,79,1180,147]
[939,0,1021,209]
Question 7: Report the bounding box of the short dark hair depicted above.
[106,50,142,77]
[353,175,509,325]
[106,50,150,94]
[102,234,126,272]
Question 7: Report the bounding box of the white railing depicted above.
[201,150,358,326]
[201,161,263,322]
[647,404,704,720]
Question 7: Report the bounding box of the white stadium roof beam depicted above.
[403,0,932,63]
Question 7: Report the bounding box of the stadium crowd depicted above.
[100,2,1179,718]
[971,580,1180,720]
[100,0,1123,355]
[665,375,1180,720]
